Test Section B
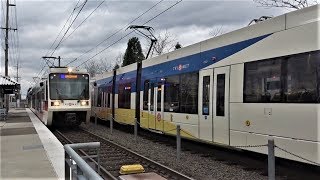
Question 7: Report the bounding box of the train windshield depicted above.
[49,73,89,100]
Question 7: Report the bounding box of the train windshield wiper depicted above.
[78,88,86,100]
[56,88,64,101]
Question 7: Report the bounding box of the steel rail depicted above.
[80,128,194,180]
[55,130,117,180]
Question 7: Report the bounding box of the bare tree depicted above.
[253,0,318,10]
[209,26,225,37]
[114,53,123,69]
[85,53,124,76]
[84,61,100,77]
[99,58,113,73]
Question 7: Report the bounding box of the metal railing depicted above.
[64,142,103,180]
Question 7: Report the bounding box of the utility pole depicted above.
[14,61,21,108]
[3,0,17,76]
[1,0,17,112]
[5,0,9,76]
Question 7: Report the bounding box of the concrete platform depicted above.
[0,108,64,180]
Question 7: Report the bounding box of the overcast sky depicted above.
[0,0,290,98]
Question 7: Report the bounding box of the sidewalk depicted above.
[0,108,59,179]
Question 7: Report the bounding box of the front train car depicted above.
[47,67,91,126]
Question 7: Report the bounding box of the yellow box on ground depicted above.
[119,164,145,175]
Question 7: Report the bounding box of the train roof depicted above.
[143,4,319,68]
[49,67,88,74]
[94,5,319,82]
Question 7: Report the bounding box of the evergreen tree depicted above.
[123,37,145,66]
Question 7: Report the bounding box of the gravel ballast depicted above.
[80,122,266,180]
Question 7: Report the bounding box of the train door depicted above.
[213,66,230,145]
[199,69,213,141]
[155,83,164,131]
[148,81,156,129]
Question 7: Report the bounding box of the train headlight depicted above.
[80,100,88,106]
[53,101,60,106]
[68,67,73,73]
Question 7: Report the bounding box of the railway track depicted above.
[54,128,194,180]
[91,120,320,180]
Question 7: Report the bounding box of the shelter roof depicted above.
[0,76,19,86]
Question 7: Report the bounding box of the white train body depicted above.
[92,5,320,165]
[28,67,91,126]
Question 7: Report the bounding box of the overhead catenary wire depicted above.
[35,0,84,82]
[35,0,82,81]
[60,0,105,45]
[49,0,88,57]
[66,0,165,66]
[75,0,183,68]
[44,0,81,57]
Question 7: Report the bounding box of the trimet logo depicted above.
[173,64,189,71]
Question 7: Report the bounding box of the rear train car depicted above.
[27,67,91,126]
[92,5,320,165]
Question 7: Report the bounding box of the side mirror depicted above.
[40,82,44,87]
[93,82,97,87]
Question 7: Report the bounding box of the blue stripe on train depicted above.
[97,34,271,93]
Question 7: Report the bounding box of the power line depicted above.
[76,0,183,68]
[60,0,105,45]
[45,0,81,56]
[49,0,88,57]
[66,0,165,66]
[34,0,82,81]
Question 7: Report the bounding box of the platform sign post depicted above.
[268,139,275,180]
[177,124,181,161]
[134,118,138,141]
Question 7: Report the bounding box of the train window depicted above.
[157,85,162,111]
[97,88,102,107]
[285,53,319,103]
[164,75,180,113]
[216,74,225,116]
[164,72,199,114]
[45,81,48,101]
[180,72,198,114]
[103,92,106,107]
[244,51,320,103]
[101,92,104,107]
[202,76,210,115]
[91,91,95,106]
[150,83,155,111]
[143,80,149,110]
[107,93,111,108]
[118,83,131,109]
[244,58,282,103]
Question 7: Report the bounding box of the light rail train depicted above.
[92,5,320,165]
[27,67,91,126]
